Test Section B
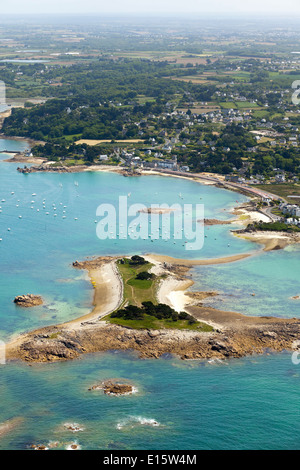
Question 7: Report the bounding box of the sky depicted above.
[2,0,300,16]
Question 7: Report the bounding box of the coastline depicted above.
[13,158,300,252]
[65,257,123,329]
[0,133,44,148]
[2,139,300,363]
[234,230,300,252]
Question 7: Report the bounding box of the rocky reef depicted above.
[14,294,43,308]
[6,309,300,364]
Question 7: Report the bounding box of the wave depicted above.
[66,441,81,450]
[116,416,161,430]
[63,422,85,433]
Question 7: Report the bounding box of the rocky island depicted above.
[14,294,43,308]
[89,380,135,395]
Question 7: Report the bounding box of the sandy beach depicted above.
[65,258,123,329]
[3,153,45,164]
[234,230,300,251]
[157,277,194,312]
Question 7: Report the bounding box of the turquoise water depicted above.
[1,139,300,450]
[190,246,300,318]
[0,147,251,338]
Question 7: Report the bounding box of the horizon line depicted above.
[1,12,300,17]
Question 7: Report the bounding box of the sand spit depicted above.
[147,252,253,267]
[65,257,123,329]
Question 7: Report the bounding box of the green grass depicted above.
[256,221,300,232]
[220,101,257,109]
[107,314,213,331]
[235,101,258,108]
[117,258,158,306]
[220,101,237,109]
[254,183,300,203]
[252,110,270,118]
[105,257,213,332]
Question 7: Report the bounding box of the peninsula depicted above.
[6,252,300,364]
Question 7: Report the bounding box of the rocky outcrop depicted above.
[203,219,231,225]
[17,164,90,174]
[89,380,134,395]
[14,294,43,308]
[138,207,177,214]
[6,312,300,364]
[186,291,218,303]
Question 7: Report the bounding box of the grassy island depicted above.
[104,256,213,332]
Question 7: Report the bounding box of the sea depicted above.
[0,138,300,450]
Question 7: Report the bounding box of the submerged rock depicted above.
[63,423,84,433]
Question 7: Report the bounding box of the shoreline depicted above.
[6,253,300,363]
[0,133,44,148]
[13,159,298,252]
[234,230,300,252]
[65,257,123,329]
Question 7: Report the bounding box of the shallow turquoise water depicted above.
[190,246,300,317]
[1,139,300,450]
[0,145,251,337]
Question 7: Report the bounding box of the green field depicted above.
[220,101,258,109]
[235,101,258,108]
[117,257,158,307]
[255,183,300,203]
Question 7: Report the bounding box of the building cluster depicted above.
[279,202,300,226]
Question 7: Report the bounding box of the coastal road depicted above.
[150,169,284,203]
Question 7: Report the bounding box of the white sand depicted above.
[157,277,193,313]
[65,261,123,329]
